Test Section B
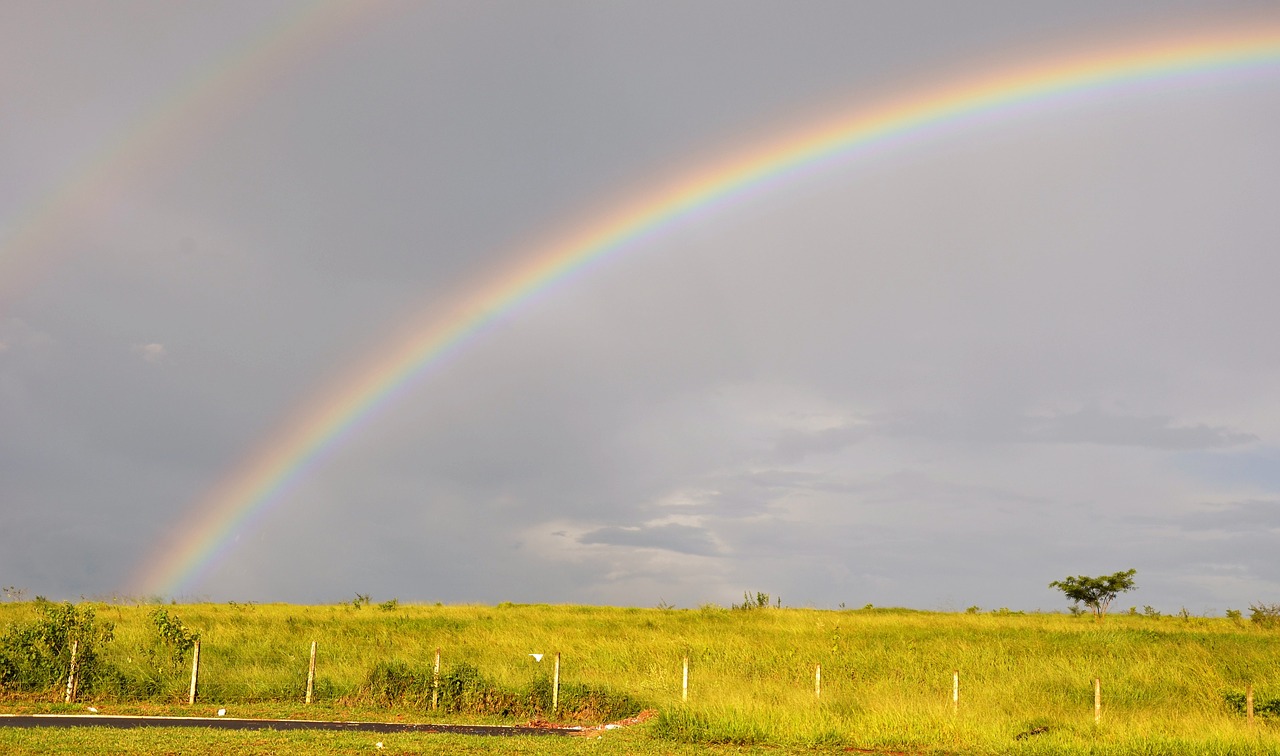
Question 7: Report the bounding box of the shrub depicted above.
[361,660,421,705]
[437,662,520,715]
[0,600,115,695]
[355,660,643,720]
[150,608,199,665]
[553,680,644,722]
[1249,602,1280,629]
[732,592,779,610]
[1224,689,1280,717]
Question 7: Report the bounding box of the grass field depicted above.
[1,600,1278,754]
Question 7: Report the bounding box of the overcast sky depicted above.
[3,1,1279,612]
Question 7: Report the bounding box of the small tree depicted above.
[1049,569,1137,622]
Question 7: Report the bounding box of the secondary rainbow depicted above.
[134,25,1280,597]
[0,0,387,313]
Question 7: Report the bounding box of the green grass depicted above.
[2,601,1279,754]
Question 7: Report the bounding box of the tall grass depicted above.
[1,601,1277,752]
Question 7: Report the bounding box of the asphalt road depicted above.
[0,714,575,736]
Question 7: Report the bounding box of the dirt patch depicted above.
[562,708,656,737]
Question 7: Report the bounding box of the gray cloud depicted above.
[3,0,1279,613]
[1018,407,1258,449]
[1171,499,1280,532]
[578,523,720,557]
[131,342,166,363]
[762,406,1256,467]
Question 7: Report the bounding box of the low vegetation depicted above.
[1,598,1278,754]
[0,599,115,695]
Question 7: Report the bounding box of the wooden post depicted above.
[188,641,201,705]
[815,663,822,699]
[1247,684,1255,725]
[953,670,959,712]
[431,647,441,711]
[552,652,561,714]
[1093,678,1101,725]
[305,641,317,704]
[63,640,79,704]
[682,655,689,702]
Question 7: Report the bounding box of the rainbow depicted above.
[0,0,387,313]
[133,24,1280,597]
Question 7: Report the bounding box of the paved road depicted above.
[0,714,575,736]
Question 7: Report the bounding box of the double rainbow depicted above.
[133,25,1280,597]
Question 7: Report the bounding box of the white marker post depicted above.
[815,663,822,699]
[953,670,959,712]
[64,640,79,704]
[188,641,201,705]
[553,653,561,714]
[682,655,689,703]
[305,641,317,704]
[432,648,441,711]
[1094,678,1101,725]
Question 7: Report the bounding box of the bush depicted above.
[150,608,199,665]
[360,660,422,705]
[731,592,777,610]
[548,679,644,722]
[436,662,520,715]
[1224,689,1280,717]
[0,600,115,695]
[355,660,643,720]
[1249,603,1280,629]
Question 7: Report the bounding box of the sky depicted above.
[2,0,1279,613]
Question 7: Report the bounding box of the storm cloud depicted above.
[3,1,1279,613]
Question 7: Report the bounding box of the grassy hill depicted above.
[1,600,1278,754]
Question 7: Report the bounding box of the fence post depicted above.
[815,663,822,699]
[1093,678,1101,725]
[305,641,317,704]
[1247,684,1255,725]
[431,647,441,711]
[64,640,79,704]
[682,655,689,702]
[188,641,201,705]
[953,670,959,712]
[552,653,561,714]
